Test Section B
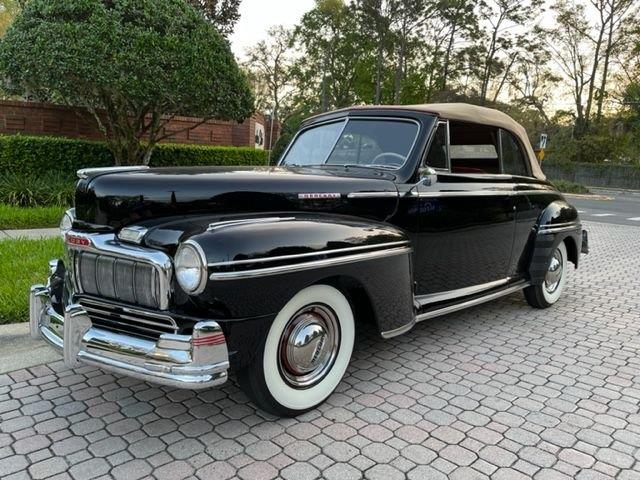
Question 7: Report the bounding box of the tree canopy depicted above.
[0,0,254,165]
[243,0,640,165]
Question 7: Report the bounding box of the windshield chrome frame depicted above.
[278,116,421,171]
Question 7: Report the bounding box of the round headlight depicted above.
[59,208,75,240]
[175,241,207,294]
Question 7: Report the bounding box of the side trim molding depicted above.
[347,191,400,199]
[207,240,410,268]
[410,189,555,198]
[209,246,412,281]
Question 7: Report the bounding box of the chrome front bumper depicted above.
[29,281,229,390]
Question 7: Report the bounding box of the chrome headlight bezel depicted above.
[59,208,75,240]
[174,240,208,295]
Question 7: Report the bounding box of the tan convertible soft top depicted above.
[404,103,545,180]
[320,102,546,180]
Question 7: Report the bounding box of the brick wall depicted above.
[0,100,280,149]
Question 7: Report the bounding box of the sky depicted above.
[230,0,315,59]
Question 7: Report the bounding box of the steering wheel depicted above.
[371,152,405,167]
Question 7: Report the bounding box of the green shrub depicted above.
[0,134,269,177]
[0,173,75,207]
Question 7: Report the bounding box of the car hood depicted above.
[74,165,400,230]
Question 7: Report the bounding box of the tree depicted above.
[244,26,295,126]
[476,0,540,103]
[591,0,637,121]
[0,0,253,166]
[545,1,595,137]
[293,0,364,111]
[187,0,241,37]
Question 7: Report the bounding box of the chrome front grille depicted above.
[79,298,178,340]
[76,251,161,309]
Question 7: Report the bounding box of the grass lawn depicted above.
[0,204,67,230]
[0,237,64,324]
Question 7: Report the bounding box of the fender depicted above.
[528,200,582,285]
[178,213,415,365]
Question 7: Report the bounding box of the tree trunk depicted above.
[584,10,606,129]
[393,39,405,103]
[374,37,384,104]
[596,5,616,121]
[441,24,457,91]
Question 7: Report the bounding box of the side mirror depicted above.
[418,166,437,186]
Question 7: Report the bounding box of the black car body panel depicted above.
[74,166,400,230]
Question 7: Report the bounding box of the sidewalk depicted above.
[0,322,61,373]
[0,227,58,239]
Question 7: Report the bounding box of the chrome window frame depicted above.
[422,120,450,173]
[278,116,422,171]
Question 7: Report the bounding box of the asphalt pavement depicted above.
[566,188,640,227]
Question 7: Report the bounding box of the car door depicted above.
[413,120,516,301]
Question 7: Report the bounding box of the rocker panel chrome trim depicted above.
[380,321,415,339]
[209,246,412,281]
[415,277,511,307]
[416,281,529,322]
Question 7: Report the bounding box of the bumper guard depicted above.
[29,277,229,389]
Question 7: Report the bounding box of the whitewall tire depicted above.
[238,284,355,416]
[524,241,568,309]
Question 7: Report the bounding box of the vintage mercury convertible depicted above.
[30,104,588,416]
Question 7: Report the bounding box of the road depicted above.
[567,188,640,226]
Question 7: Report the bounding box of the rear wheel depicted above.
[238,284,355,417]
[524,241,568,309]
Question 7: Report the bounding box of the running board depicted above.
[415,281,529,323]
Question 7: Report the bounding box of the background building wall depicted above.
[0,100,280,149]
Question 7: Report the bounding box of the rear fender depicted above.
[528,200,582,285]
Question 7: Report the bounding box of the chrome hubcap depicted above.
[544,248,564,294]
[278,304,339,388]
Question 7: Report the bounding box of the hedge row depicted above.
[0,134,269,177]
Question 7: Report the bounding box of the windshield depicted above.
[280,118,419,169]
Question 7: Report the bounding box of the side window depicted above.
[448,121,500,174]
[424,123,448,169]
[501,130,530,177]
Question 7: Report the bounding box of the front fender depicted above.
[182,213,415,342]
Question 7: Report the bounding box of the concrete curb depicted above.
[0,228,59,240]
[0,322,60,374]
[563,193,613,201]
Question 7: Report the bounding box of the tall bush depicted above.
[0,0,254,165]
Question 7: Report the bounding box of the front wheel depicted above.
[524,241,568,309]
[238,284,355,416]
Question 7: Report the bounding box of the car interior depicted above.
[425,120,530,177]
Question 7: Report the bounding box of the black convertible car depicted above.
[30,103,588,416]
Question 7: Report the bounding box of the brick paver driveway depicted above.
[1,221,639,480]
